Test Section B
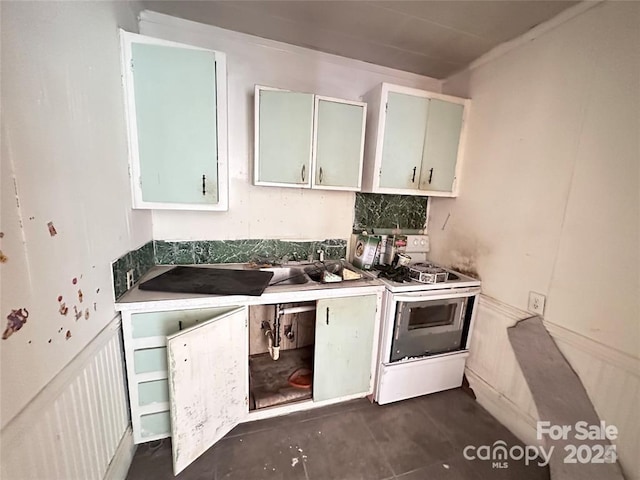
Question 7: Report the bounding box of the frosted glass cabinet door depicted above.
[379,92,430,189]
[419,99,464,192]
[256,88,314,186]
[313,98,366,190]
[121,31,229,210]
[314,295,377,402]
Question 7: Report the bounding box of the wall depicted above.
[428,2,639,477]
[0,1,151,428]
[139,11,441,242]
[429,0,639,358]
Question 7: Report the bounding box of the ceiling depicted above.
[142,0,580,79]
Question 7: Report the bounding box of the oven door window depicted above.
[407,298,465,331]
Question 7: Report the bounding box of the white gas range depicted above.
[371,256,481,405]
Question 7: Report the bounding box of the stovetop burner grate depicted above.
[373,265,413,283]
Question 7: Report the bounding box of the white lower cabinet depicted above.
[167,307,248,475]
[120,292,381,475]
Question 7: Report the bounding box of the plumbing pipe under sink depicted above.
[264,304,316,360]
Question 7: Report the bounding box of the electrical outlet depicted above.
[528,291,546,316]
[126,269,135,289]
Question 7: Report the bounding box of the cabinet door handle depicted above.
[301,164,306,182]
[202,174,206,195]
[326,307,330,325]
[319,167,323,184]
[411,166,416,183]
[428,168,434,184]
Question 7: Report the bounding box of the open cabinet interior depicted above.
[248,302,316,410]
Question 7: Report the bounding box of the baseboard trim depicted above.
[104,426,136,480]
[465,369,540,447]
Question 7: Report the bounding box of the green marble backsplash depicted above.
[353,193,427,233]
[154,239,346,265]
[112,238,347,299]
[112,241,155,300]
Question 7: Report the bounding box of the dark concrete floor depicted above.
[127,389,550,480]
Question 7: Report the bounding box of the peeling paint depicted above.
[47,222,57,236]
[2,308,29,339]
[73,306,82,321]
[65,330,71,340]
[77,289,83,303]
[59,302,68,316]
[0,250,7,263]
[57,295,63,302]
[84,308,90,320]
[72,277,77,285]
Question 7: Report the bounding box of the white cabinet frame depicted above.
[362,83,470,197]
[253,85,315,189]
[119,30,229,211]
[311,95,367,192]
[254,86,366,191]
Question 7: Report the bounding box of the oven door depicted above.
[390,293,472,362]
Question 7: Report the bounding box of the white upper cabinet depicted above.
[255,87,314,187]
[120,31,229,210]
[362,83,468,197]
[312,96,366,190]
[254,86,366,191]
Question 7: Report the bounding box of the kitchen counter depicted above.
[115,263,385,312]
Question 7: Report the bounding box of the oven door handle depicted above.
[393,290,479,303]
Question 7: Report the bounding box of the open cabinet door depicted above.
[166,306,248,475]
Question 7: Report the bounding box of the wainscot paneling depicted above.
[0,317,133,480]
[466,295,639,480]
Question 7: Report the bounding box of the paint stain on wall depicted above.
[84,308,90,320]
[65,330,72,340]
[73,306,82,321]
[0,250,7,263]
[72,277,77,285]
[2,308,29,340]
[77,289,83,303]
[93,302,97,311]
[58,296,69,316]
[0,232,4,238]
[444,231,490,280]
[47,222,57,237]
